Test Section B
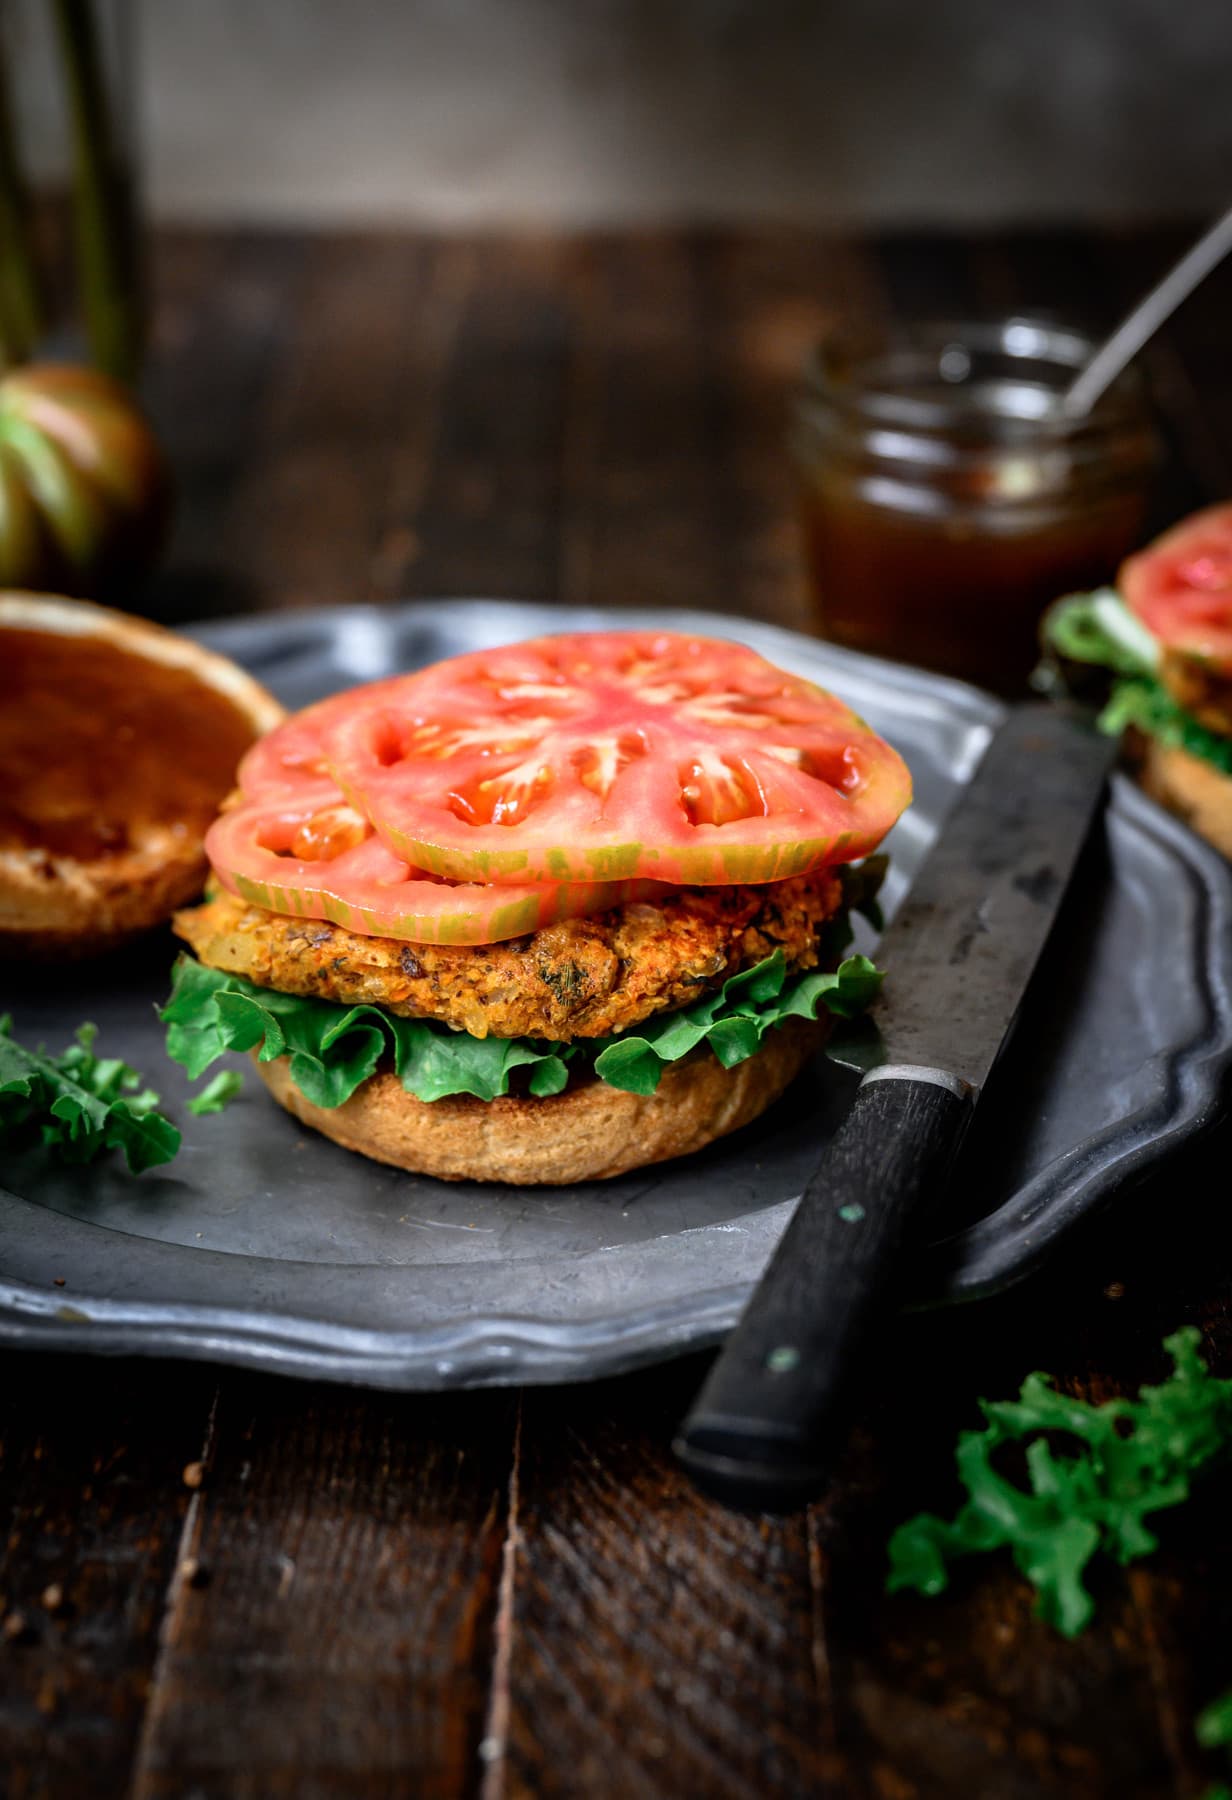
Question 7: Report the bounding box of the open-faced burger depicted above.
[0,593,283,957]
[1040,502,1232,858]
[163,630,912,1185]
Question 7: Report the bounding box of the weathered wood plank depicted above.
[407,236,575,607]
[1097,223,1232,517]
[0,1356,216,1800]
[219,232,477,614]
[144,228,311,623]
[493,1361,834,1800]
[694,230,886,636]
[870,231,979,321]
[555,231,732,620]
[128,1377,516,1800]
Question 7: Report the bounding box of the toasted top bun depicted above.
[256,1016,828,1185]
[0,593,283,958]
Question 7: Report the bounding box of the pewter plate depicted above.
[2,602,1230,1389]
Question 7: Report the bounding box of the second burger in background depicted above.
[1040,502,1232,858]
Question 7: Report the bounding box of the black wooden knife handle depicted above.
[675,1070,973,1512]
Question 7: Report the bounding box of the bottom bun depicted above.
[1134,733,1232,861]
[256,1017,828,1185]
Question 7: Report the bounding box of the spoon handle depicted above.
[1065,203,1232,417]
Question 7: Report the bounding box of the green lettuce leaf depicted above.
[187,1069,245,1116]
[1038,587,1232,777]
[1040,588,1160,678]
[1198,1690,1232,1752]
[1098,675,1232,775]
[886,1328,1232,1637]
[1194,1687,1232,1800]
[592,951,882,1096]
[0,1017,180,1173]
[161,957,578,1107]
[162,946,883,1109]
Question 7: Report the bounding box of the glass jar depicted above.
[792,318,1159,693]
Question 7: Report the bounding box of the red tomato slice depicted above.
[314,632,911,886]
[206,786,672,946]
[1121,503,1232,669]
[237,677,412,799]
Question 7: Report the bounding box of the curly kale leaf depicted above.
[0,1017,180,1173]
[887,1329,1232,1637]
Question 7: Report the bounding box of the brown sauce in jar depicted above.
[0,628,258,860]
[799,474,1148,693]
[794,321,1159,694]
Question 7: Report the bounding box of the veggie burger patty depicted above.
[174,870,843,1043]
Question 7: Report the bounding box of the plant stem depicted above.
[0,33,44,368]
[52,0,142,380]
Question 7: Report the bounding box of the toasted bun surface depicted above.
[0,593,283,958]
[1133,731,1232,860]
[256,1017,827,1185]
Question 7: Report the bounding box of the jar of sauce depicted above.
[792,318,1159,692]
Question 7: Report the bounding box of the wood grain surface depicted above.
[2,226,1231,1799]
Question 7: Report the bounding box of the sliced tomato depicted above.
[310,632,911,886]
[1121,503,1232,669]
[237,677,412,799]
[206,786,673,945]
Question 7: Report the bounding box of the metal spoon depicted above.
[1064,203,1232,418]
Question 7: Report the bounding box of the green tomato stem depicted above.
[52,0,143,381]
[0,37,44,368]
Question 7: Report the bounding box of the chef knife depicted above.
[675,702,1118,1512]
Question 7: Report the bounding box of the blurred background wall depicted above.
[10,0,1232,226]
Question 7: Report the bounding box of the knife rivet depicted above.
[765,1346,800,1374]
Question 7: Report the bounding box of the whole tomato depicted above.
[0,363,170,596]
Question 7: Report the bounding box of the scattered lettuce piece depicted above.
[1198,1689,1232,1800]
[187,1069,245,1116]
[0,1016,180,1173]
[1199,1690,1232,1751]
[1098,676,1232,776]
[162,944,883,1110]
[1041,588,1160,678]
[887,1328,1232,1638]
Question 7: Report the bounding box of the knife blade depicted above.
[674,702,1118,1512]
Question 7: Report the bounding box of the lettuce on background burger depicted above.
[1040,503,1232,859]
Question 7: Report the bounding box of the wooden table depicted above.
[4,227,1232,1800]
